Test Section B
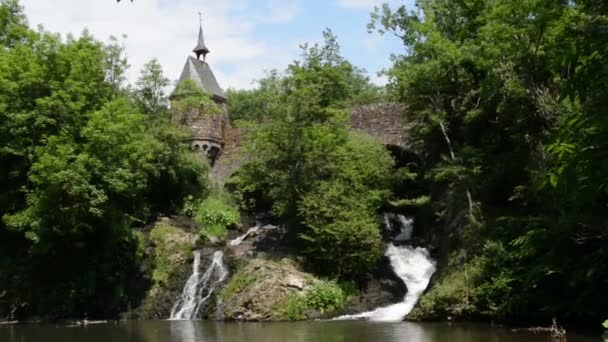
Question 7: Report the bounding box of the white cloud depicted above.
[370,73,389,86]
[20,0,298,90]
[336,0,384,9]
[266,1,298,23]
[337,0,405,10]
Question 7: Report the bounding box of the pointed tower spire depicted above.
[193,12,210,61]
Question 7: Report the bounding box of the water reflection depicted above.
[0,320,598,342]
[171,320,204,342]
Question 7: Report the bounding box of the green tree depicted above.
[104,35,130,99]
[0,0,208,318]
[135,58,170,115]
[372,0,608,323]
[236,31,394,278]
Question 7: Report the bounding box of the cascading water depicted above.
[170,224,266,320]
[393,214,414,242]
[229,222,261,246]
[337,215,436,322]
[170,250,229,320]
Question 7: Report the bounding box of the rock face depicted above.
[217,223,407,321]
[342,255,407,315]
[127,218,201,319]
[216,258,320,321]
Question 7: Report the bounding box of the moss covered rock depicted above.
[216,258,352,321]
[128,218,200,319]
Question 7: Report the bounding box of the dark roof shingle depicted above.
[174,56,226,100]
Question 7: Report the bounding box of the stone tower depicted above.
[172,17,228,166]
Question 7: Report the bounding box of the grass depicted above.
[195,189,240,240]
[219,270,258,301]
[274,280,357,320]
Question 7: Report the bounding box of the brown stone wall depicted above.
[350,102,409,148]
[212,124,248,184]
[173,103,228,143]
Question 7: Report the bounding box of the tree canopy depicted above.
[233,30,395,278]
[370,0,608,324]
[0,0,207,318]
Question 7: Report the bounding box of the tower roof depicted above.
[174,56,226,101]
[193,24,210,60]
[172,15,225,101]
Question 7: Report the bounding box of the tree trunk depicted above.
[438,120,474,214]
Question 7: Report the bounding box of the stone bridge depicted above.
[349,102,410,149]
[211,102,411,182]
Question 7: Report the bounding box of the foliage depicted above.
[372,0,608,324]
[389,196,431,210]
[149,222,194,285]
[219,270,258,301]
[194,189,240,240]
[277,281,355,320]
[226,71,283,122]
[0,0,207,319]
[227,30,384,123]
[236,30,394,278]
[171,79,221,124]
[134,58,170,114]
[297,133,393,277]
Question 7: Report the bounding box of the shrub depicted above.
[277,280,356,320]
[195,190,240,240]
[297,133,393,278]
[411,242,515,320]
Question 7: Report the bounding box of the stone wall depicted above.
[211,124,248,184]
[350,102,410,148]
[174,103,229,164]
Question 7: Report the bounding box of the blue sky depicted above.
[21,0,415,90]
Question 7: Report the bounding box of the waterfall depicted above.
[393,214,414,242]
[170,250,229,320]
[229,223,261,247]
[337,216,436,322]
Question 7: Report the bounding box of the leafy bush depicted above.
[297,133,393,277]
[195,190,240,240]
[234,31,395,279]
[277,281,356,320]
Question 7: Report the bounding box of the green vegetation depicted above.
[234,30,395,278]
[193,189,240,240]
[370,0,608,325]
[276,281,355,320]
[0,0,207,319]
[128,220,198,319]
[172,79,221,123]
[149,223,195,285]
[219,269,258,301]
[2,0,608,328]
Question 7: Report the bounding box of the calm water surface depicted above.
[0,320,598,342]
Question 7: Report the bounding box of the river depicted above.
[0,321,597,342]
